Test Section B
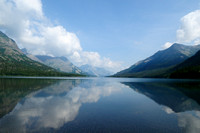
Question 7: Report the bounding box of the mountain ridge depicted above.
[35,55,84,74]
[113,43,200,78]
[0,31,83,76]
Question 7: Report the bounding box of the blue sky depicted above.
[42,0,200,67]
[0,0,200,72]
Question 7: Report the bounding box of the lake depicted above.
[0,77,200,133]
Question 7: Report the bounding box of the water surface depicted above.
[0,77,200,133]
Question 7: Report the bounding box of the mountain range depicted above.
[36,55,84,74]
[21,49,112,76]
[2,29,200,78]
[0,31,83,76]
[114,43,200,78]
[21,49,84,75]
[79,64,112,77]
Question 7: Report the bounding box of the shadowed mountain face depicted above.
[170,50,200,79]
[0,31,81,76]
[122,81,200,113]
[114,43,200,78]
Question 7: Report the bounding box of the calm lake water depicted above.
[0,77,200,133]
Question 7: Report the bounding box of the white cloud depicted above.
[70,51,122,71]
[194,39,200,45]
[0,0,122,72]
[162,9,200,49]
[14,0,43,17]
[22,25,83,57]
[176,10,200,45]
[162,42,173,49]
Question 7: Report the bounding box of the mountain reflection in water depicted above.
[0,79,121,133]
[122,81,200,133]
[0,78,200,133]
[0,78,58,118]
[122,82,200,112]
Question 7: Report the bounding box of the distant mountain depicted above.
[170,50,200,79]
[21,48,43,63]
[21,49,85,75]
[80,64,112,77]
[114,43,200,78]
[35,55,84,74]
[0,31,82,76]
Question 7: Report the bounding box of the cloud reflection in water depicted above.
[0,79,122,132]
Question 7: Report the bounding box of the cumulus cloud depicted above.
[162,42,173,49]
[162,9,200,49]
[176,10,200,45]
[71,51,122,70]
[0,0,122,72]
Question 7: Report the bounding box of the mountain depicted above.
[114,43,200,78]
[0,31,82,76]
[21,49,85,75]
[21,48,43,63]
[170,50,200,79]
[80,64,112,77]
[35,55,84,74]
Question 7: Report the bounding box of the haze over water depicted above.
[0,77,200,133]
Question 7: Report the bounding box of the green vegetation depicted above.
[170,66,200,79]
[0,47,84,76]
[169,50,200,79]
[113,66,174,78]
[0,31,85,77]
